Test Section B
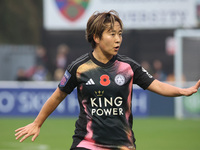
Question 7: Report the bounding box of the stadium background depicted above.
[0,0,200,150]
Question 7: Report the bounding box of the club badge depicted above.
[115,74,125,86]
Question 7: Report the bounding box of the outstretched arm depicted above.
[147,79,200,97]
[15,87,67,142]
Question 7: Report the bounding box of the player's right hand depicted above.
[15,122,40,142]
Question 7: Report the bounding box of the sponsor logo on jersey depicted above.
[142,67,153,78]
[100,74,111,86]
[90,96,124,116]
[115,74,125,86]
[86,78,95,85]
[55,0,90,22]
[91,91,124,116]
[60,70,71,87]
[95,90,104,96]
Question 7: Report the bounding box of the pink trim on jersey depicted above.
[127,76,134,143]
[116,60,134,121]
[77,100,113,150]
[77,139,112,150]
[116,60,134,144]
[77,100,95,149]
[127,72,134,120]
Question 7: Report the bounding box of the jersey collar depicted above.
[89,51,117,68]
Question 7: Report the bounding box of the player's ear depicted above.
[93,34,100,44]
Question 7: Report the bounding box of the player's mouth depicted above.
[114,46,120,51]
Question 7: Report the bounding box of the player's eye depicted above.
[111,33,115,36]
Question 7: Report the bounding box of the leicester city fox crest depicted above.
[55,0,90,21]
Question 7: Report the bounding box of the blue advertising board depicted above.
[0,82,149,117]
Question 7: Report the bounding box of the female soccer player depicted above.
[15,10,200,150]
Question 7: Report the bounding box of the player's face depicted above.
[95,21,122,57]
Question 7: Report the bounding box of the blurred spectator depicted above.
[16,67,29,81]
[54,68,65,81]
[32,64,48,81]
[55,44,70,69]
[25,45,51,81]
[153,59,167,81]
[35,45,48,68]
[166,72,186,83]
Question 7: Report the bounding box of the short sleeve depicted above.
[116,54,155,90]
[58,67,78,94]
[133,65,155,90]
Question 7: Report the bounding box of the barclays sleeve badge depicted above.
[60,70,71,87]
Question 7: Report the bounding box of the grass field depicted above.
[0,117,200,150]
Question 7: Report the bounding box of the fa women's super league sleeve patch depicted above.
[60,70,71,87]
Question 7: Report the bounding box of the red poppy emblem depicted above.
[55,0,90,22]
[100,75,111,86]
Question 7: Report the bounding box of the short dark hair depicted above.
[86,10,123,49]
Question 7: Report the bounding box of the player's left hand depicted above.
[183,79,200,96]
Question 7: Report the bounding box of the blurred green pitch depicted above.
[0,117,200,150]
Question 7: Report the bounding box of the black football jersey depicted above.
[58,52,154,150]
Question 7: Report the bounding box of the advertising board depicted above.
[44,0,197,30]
[0,82,149,117]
